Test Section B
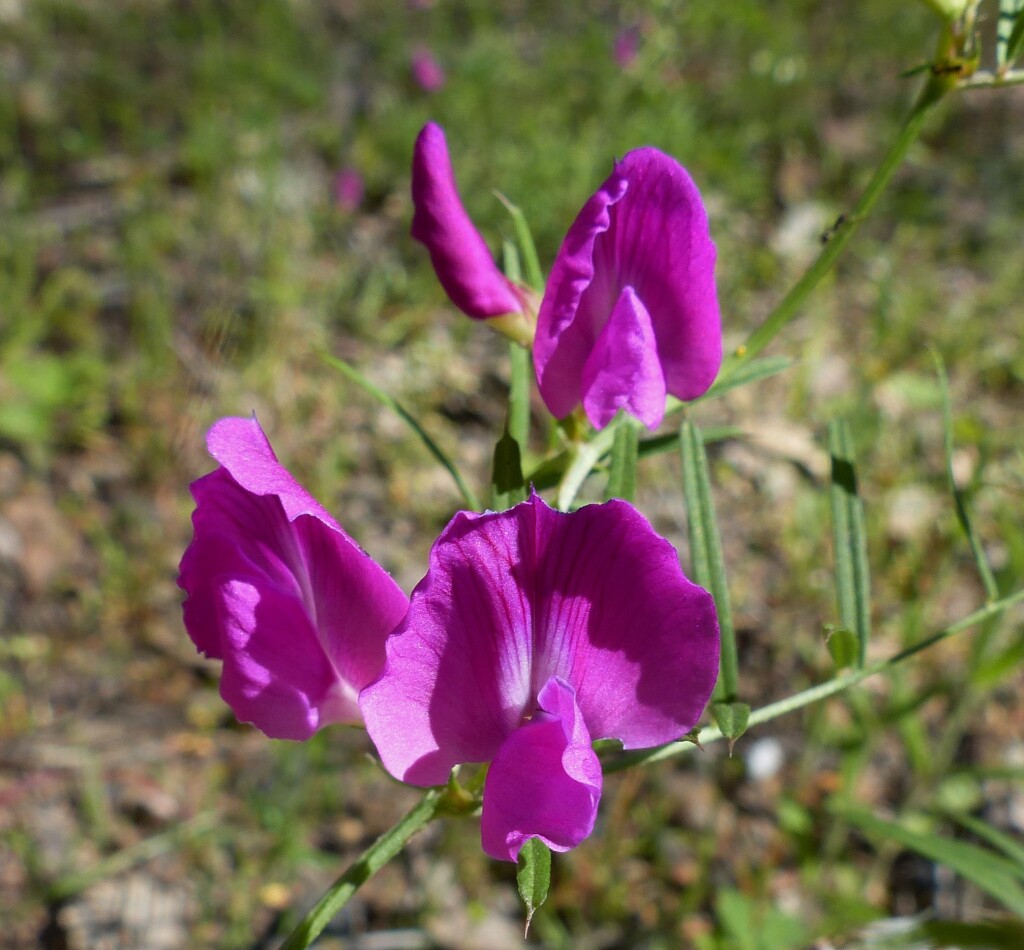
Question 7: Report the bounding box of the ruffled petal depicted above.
[411,123,523,319]
[529,496,719,748]
[360,506,536,785]
[593,148,721,401]
[580,285,666,430]
[480,676,602,862]
[361,493,718,785]
[178,417,408,737]
[534,167,629,419]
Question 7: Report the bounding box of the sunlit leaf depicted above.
[516,837,551,937]
[840,808,1024,917]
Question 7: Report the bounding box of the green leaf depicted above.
[491,429,527,511]
[825,625,859,671]
[637,424,744,460]
[998,0,1024,69]
[839,807,1024,917]
[502,238,523,286]
[828,419,871,668]
[696,355,793,404]
[508,342,532,451]
[607,417,638,501]
[952,813,1024,876]
[321,352,480,510]
[516,837,551,937]
[680,420,738,702]
[495,192,544,293]
[715,888,807,950]
[933,350,999,601]
[711,701,750,754]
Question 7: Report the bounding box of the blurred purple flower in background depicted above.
[411,46,446,93]
[334,167,364,212]
[411,122,524,320]
[360,492,719,861]
[613,27,640,70]
[178,417,408,740]
[534,147,721,431]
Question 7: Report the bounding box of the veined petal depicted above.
[411,123,523,319]
[178,417,407,737]
[580,285,666,430]
[361,493,718,785]
[480,676,601,862]
[591,148,721,401]
[529,496,719,748]
[360,506,536,785]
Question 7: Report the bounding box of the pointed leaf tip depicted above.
[516,837,552,937]
[711,701,750,756]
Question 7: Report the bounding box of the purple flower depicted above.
[411,46,446,93]
[178,417,408,740]
[613,28,640,70]
[360,492,719,862]
[334,167,364,212]
[411,122,525,321]
[533,148,721,431]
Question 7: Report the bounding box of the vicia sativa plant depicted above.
[179,5,1024,943]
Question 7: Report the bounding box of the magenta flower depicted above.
[178,417,408,740]
[411,122,525,321]
[360,492,719,862]
[334,167,364,212]
[411,46,446,93]
[533,148,721,431]
[613,28,640,70]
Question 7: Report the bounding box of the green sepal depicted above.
[516,837,552,937]
[824,625,859,671]
[711,701,750,755]
[490,427,527,511]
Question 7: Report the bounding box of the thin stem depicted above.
[959,69,1024,89]
[606,586,1024,773]
[718,77,948,385]
[556,422,616,511]
[279,789,443,950]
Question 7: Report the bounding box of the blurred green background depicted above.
[1,1,1022,947]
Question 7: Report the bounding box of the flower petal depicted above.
[480,676,601,862]
[534,147,721,421]
[216,578,356,740]
[411,123,523,319]
[361,493,718,784]
[179,417,408,737]
[595,148,720,402]
[530,495,719,748]
[580,285,666,430]
[360,505,536,785]
[534,167,629,419]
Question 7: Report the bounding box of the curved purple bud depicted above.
[411,122,524,320]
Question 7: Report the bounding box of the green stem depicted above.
[556,423,616,511]
[959,69,1024,89]
[718,78,947,385]
[680,420,738,701]
[508,343,532,450]
[606,586,1024,773]
[279,789,443,950]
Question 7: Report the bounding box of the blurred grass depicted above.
[1,0,1022,947]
